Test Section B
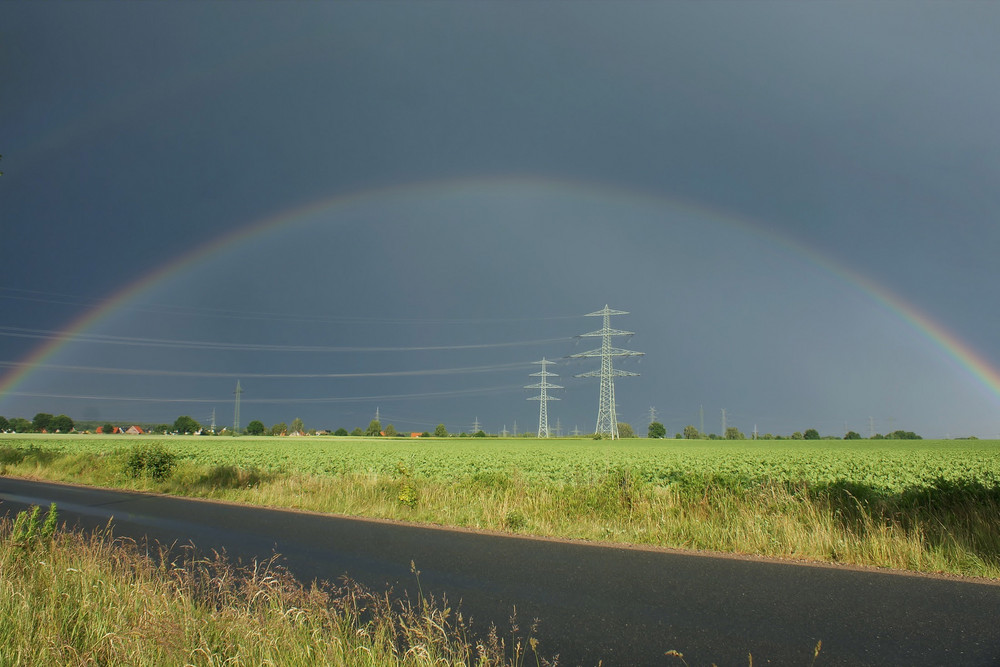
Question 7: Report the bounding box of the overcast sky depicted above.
[2,2,999,438]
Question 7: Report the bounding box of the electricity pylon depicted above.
[233,380,243,433]
[571,305,643,439]
[526,358,562,438]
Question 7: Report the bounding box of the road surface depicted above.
[2,477,998,666]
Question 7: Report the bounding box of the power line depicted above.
[0,326,572,353]
[0,360,535,379]
[7,383,524,405]
[570,305,644,439]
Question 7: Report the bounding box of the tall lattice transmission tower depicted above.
[233,380,243,433]
[571,305,644,439]
[525,358,562,438]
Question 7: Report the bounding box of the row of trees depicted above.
[672,425,922,440]
[1,412,923,441]
[0,413,75,433]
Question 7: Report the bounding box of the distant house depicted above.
[125,425,144,435]
[410,432,421,438]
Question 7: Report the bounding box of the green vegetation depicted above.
[0,505,545,666]
[2,434,999,579]
[173,415,200,434]
[124,442,178,481]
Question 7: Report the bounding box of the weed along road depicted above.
[2,478,999,666]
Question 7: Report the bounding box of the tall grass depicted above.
[0,506,550,666]
[3,443,999,579]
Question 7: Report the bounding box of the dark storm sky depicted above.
[2,2,999,438]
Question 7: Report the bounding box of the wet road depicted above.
[2,477,999,666]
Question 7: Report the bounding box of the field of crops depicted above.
[3,434,998,495]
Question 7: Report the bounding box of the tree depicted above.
[473,430,487,438]
[366,420,382,436]
[50,414,74,433]
[434,423,449,438]
[617,423,636,438]
[270,422,287,436]
[246,420,265,436]
[9,417,31,432]
[32,412,54,432]
[803,428,820,440]
[844,430,862,440]
[334,427,348,436]
[350,427,364,437]
[725,426,745,440]
[0,416,9,432]
[384,423,398,437]
[791,431,804,440]
[682,425,701,440]
[173,415,200,434]
[648,422,667,439]
[102,423,115,435]
[290,417,305,434]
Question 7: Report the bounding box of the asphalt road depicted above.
[2,477,998,666]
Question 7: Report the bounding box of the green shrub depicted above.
[124,443,178,481]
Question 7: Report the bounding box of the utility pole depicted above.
[571,305,644,439]
[700,404,704,436]
[472,416,481,434]
[721,408,726,437]
[233,381,243,433]
[648,406,658,426]
[555,418,562,438]
[572,425,581,437]
[869,416,874,439]
[210,408,216,434]
[526,358,562,438]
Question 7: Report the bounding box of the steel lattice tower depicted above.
[525,358,562,438]
[571,305,644,439]
[233,380,243,433]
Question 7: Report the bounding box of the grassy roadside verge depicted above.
[0,504,548,666]
[2,442,999,580]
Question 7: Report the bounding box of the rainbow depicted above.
[3,175,1000,406]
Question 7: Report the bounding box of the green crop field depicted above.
[3,433,1000,579]
[2,433,998,493]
